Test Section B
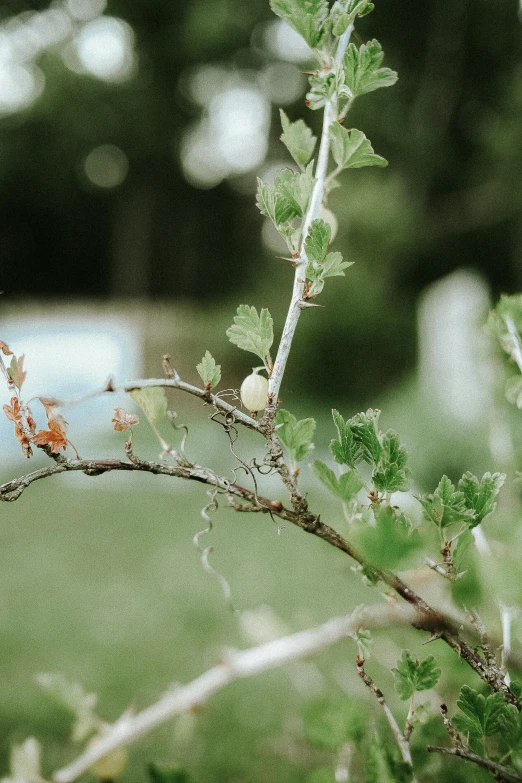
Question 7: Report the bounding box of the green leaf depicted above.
[196,351,221,389]
[452,685,506,738]
[270,0,329,50]
[349,408,381,466]
[304,697,365,750]
[275,409,315,462]
[330,409,359,467]
[36,673,98,742]
[330,1,375,37]
[305,219,331,262]
[130,387,167,425]
[357,507,421,569]
[488,294,522,365]
[148,762,191,783]
[330,125,388,170]
[280,109,316,167]
[458,471,505,527]
[417,475,474,530]
[372,430,411,493]
[307,70,337,111]
[392,650,441,701]
[226,305,274,363]
[498,704,522,753]
[321,251,352,278]
[7,354,26,390]
[256,178,277,224]
[344,39,398,97]
[313,460,362,502]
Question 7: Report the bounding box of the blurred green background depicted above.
[2,0,522,780]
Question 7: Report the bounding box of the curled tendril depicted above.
[193,487,236,612]
[166,409,190,462]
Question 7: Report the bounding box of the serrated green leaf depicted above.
[417,475,474,530]
[330,125,387,170]
[458,471,505,527]
[330,1,375,37]
[36,673,98,742]
[306,70,337,111]
[330,409,359,467]
[130,387,167,425]
[452,685,506,739]
[256,178,277,224]
[270,0,329,49]
[226,305,274,363]
[349,408,381,466]
[196,351,221,389]
[276,409,315,462]
[372,430,411,493]
[344,39,398,98]
[148,762,191,783]
[280,109,316,167]
[321,251,352,277]
[305,219,331,262]
[392,650,441,701]
[313,460,362,502]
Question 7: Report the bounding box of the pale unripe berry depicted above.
[319,206,338,241]
[87,737,128,780]
[240,372,269,412]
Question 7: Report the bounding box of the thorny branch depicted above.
[52,604,420,783]
[2,430,520,708]
[265,23,354,418]
[428,745,522,782]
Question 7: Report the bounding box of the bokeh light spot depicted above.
[75,16,135,82]
[84,144,129,188]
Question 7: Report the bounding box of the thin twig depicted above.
[52,604,418,783]
[356,656,415,776]
[428,746,522,782]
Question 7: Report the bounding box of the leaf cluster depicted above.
[392,650,441,701]
[256,163,314,253]
[329,408,411,494]
[269,0,373,54]
[304,219,352,296]
[489,294,522,407]
[418,471,505,532]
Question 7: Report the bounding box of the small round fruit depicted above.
[87,737,128,780]
[240,372,269,412]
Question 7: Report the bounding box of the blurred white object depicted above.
[418,269,492,422]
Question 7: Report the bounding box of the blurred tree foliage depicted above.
[1,0,522,401]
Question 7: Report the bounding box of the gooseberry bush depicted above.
[3,2,522,782]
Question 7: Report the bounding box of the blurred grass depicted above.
[0,419,376,782]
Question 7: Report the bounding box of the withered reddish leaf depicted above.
[0,340,12,356]
[112,407,139,432]
[32,419,68,453]
[3,396,21,422]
